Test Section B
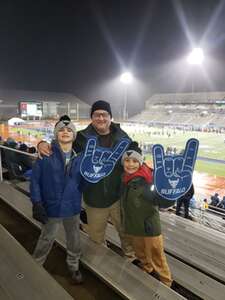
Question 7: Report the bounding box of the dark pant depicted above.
[176,198,190,218]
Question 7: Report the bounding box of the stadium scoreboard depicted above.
[19,101,43,117]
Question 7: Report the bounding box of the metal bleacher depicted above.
[1,145,225,299]
[5,180,225,300]
[0,223,73,300]
[0,181,183,300]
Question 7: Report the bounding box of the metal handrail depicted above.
[0,145,37,182]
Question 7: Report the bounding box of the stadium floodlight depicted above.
[120,72,133,120]
[120,72,133,85]
[187,48,204,65]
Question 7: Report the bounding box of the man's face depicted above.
[57,127,74,144]
[91,109,111,135]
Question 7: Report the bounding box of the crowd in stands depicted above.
[0,136,36,180]
[210,193,225,209]
[132,92,225,129]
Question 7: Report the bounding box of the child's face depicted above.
[57,127,74,144]
[123,158,140,174]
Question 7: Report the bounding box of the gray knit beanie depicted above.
[54,115,77,140]
[121,141,143,165]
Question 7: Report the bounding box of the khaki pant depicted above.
[132,234,172,287]
[85,201,134,257]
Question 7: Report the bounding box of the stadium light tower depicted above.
[187,48,204,92]
[120,72,133,120]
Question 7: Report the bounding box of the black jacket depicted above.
[73,122,131,208]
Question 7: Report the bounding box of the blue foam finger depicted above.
[164,157,174,177]
[153,144,164,169]
[152,140,199,201]
[108,139,130,162]
[100,151,112,163]
[174,156,184,175]
[183,139,199,171]
[92,149,104,163]
[84,138,97,157]
[81,139,130,183]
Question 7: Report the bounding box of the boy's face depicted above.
[124,158,140,174]
[57,127,74,144]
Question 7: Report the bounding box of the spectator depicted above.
[30,116,85,284]
[176,185,194,220]
[28,146,37,154]
[203,198,209,209]
[2,138,19,179]
[17,143,34,174]
[120,142,173,287]
[189,195,197,209]
[210,193,220,206]
[217,196,225,209]
[37,101,134,258]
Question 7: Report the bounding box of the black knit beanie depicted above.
[90,100,112,117]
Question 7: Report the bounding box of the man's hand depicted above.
[80,137,130,183]
[37,141,52,158]
[152,138,199,201]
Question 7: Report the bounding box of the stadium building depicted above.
[131,91,225,130]
[0,89,90,121]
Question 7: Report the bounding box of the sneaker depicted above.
[71,270,84,284]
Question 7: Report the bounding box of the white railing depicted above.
[0,145,37,182]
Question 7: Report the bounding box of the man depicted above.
[38,100,134,258]
[31,116,85,284]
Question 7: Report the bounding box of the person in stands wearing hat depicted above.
[120,141,173,287]
[37,100,134,259]
[30,116,85,284]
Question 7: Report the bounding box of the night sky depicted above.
[0,0,225,116]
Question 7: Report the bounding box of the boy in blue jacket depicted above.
[30,116,84,284]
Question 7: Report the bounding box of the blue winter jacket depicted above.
[30,143,84,218]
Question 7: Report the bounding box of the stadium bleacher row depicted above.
[131,92,225,128]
